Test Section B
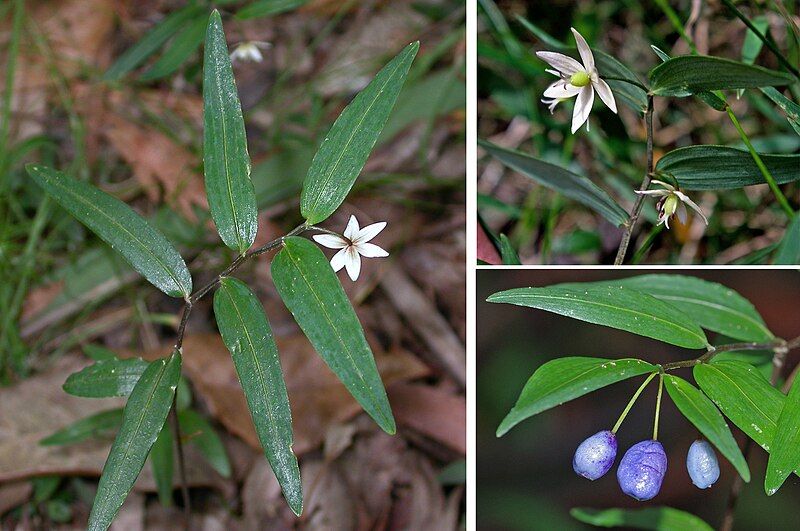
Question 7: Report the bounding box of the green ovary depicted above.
[570,71,591,87]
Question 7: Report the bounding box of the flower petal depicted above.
[675,191,709,225]
[593,77,617,114]
[676,201,688,224]
[543,81,581,99]
[571,28,595,72]
[344,246,361,281]
[634,189,669,196]
[343,215,360,240]
[313,234,348,249]
[353,221,387,244]
[329,248,349,272]
[650,180,676,191]
[535,51,583,75]
[571,85,594,134]
[357,242,389,258]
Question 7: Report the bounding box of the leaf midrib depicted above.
[653,294,772,338]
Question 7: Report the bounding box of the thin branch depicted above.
[662,338,793,370]
[615,94,654,265]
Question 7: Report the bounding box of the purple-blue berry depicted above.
[686,440,720,489]
[573,430,617,480]
[617,439,667,501]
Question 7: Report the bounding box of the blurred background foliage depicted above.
[477,0,800,265]
[0,0,465,527]
[477,269,800,530]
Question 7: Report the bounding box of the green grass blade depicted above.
[213,277,301,514]
[140,14,206,81]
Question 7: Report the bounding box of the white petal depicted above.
[650,180,676,191]
[593,77,617,114]
[571,28,595,72]
[313,234,348,249]
[248,48,263,62]
[353,221,387,244]
[535,51,583,75]
[571,85,594,134]
[675,191,709,225]
[664,215,671,229]
[343,215,360,240]
[344,247,361,281]
[357,242,389,258]
[676,202,688,224]
[543,81,581,99]
[329,248,348,272]
[545,68,562,77]
[634,189,670,196]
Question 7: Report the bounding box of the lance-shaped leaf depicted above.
[26,165,192,298]
[571,506,713,531]
[487,284,709,349]
[497,357,658,436]
[649,56,793,97]
[236,0,308,19]
[178,409,231,478]
[141,14,206,81]
[607,275,773,343]
[203,10,258,253]
[63,358,150,398]
[664,375,750,482]
[694,361,800,479]
[88,351,181,531]
[479,141,628,227]
[150,423,174,506]
[213,277,302,515]
[272,237,395,433]
[40,409,124,447]
[765,376,800,494]
[656,146,800,190]
[761,87,800,136]
[774,215,800,265]
[103,5,205,80]
[300,42,418,225]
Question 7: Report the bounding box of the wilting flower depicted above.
[230,41,271,63]
[635,180,708,229]
[536,28,618,133]
[313,215,389,281]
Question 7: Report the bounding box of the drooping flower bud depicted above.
[686,440,720,489]
[617,440,667,500]
[573,430,617,480]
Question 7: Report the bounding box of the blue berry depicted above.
[686,440,720,489]
[573,430,617,480]
[617,440,667,500]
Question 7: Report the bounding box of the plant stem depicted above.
[652,372,664,440]
[165,221,317,517]
[726,107,795,218]
[662,338,793,370]
[612,372,658,434]
[614,94,654,265]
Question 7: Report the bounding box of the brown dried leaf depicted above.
[389,383,466,455]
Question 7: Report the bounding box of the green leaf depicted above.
[742,16,770,64]
[140,14,206,81]
[648,47,726,111]
[497,357,658,436]
[774,214,800,265]
[694,361,799,478]
[655,146,800,190]
[104,5,205,80]
[203,10,258,254]
[479,141,628,227]
[63,358,150,398]
[664,375,750,482]
[39,409,124,446]
[487,284,709,349]
[761,87,800,136]
[88,351,181,531]
[571,506,713,531]
[26,165,192,298]
[272,237,395,433]
[235,0,308,20]
[300,42,418,224]
[609,274,773,342]
[650,56,794,97]
[499,234,521,265]
[150,422,174,506]
[178,409,231,478]
[213,277,301,514]
[765,375,800,494]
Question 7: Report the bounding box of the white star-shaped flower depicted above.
[312,215,389,281]
[230,41,271,63]
[635,180,708,229]
[536,28,618,133]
